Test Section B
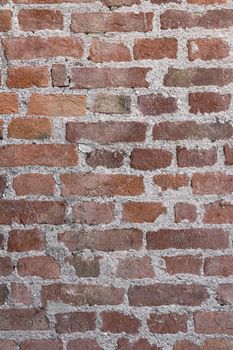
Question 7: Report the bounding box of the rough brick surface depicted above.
[0,0,232,347]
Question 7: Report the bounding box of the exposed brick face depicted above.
[0,0,231,347]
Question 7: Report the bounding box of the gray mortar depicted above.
[0,0,233,349]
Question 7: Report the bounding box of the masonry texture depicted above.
[0,0,232,349]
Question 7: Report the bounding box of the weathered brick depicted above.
[204,256,233,277]
[65,255,100,277]
[217,284,233,305]
[19,9,63,31]
[73,202,114,224]
[177,147,217,167]
[89,39,131,62]
[122,202,166,223]
[86,149,124,169]
[3,36,83,60]
[0,309,48,330]
[0,340,16,350]
[8,229,45,252]
[189,92,231,114]
[28,94,86,117]
[55,312,96,333]
[93,94,131,114]
[0,285,8,305]
[195,312,233,335]
[164,256,201,275]
[117,338,161,350]
[153,174,189,191]
[129,284,209,306]
[148,313,188,334]
[61,173,144,197]
[0,93,18,114]
[18,256,60,279]
[0,257,13,276]
[204,201,233,224]
[51,64,68,87]
[188,38,230,61]
[0,11,12,32]
[202,339,233,350]
[7,66,49,88]
[147,229,229,250]
[174,203,197,223]
[0,200,66,224]
[20,340,62,350]
[71,12,153,33]
[173,340,200,350]
[101,312,140,334]
[67,339,102,350]
[11,283,32,305]
[134,38,177,59]
[71,67,151,88]
[13,174,55,195]
[8,118,52,140]
[59,229,143,251]
[224,145,233,165]
[67,122,146,144]
[138,94,177,116]
[192,172,233,195]
[130,148,172,170]
[116,256,154,279]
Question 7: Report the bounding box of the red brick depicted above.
[134,38,177,59]
[89,39,131,62]
[55,312,96,333]
[204,256,233,277]
[86,149,124,169]
[65,255,100,277]
[128,284,209,306]
[0,200,66,224]
[164,68,233,87]
[153,121,233,141]
[153,0,180,2]
[204,201,233,224]
[51,64,68,87]
[189,92,231,114]
[73,202,114,225]
[71,67,151,88]
[71,12,153,33]
[67,339,102,350]
[0,175,6,196]
[93,94,131,114]
[19,9,63,31]
[3,36,83,60]
[11,283,32,305]
[0,144,77,167]
[101,0,140,6]
[164,256,201,275]
[28,94,86,117]
[41,284,124,306]
[101,311,140,334]
[131,148,172,170]
[7,66,48,88]
[0,309,48,330]
[0,340,16,350]
[59,228,143,251]
[177,147,217,167]
[224,145,233,165]
[147,228,229,250]
[20,340,62,350]
[161,10,233,29]
[188,39,230,61]
[0,11,11,32]
[153,174,189,191]
[13,174,55,196]
[0,257,13,276]
[116,256,154,279]
[122,202,166,223]
[175,203,197,223]
[0,93,18,114]
[8,118,52,140]
[195,312,233,335]
[0,235,3,250]
[192,172,233,195]
[173,340,200,350]
[8,229,45,252]
[202,339,233,350]
[139,94,177,116]
[66,122,146,144]
[148,313,188,334]
[117,338,161,350]
[0,285,8,304]
[18,256,60,279]
[61,173,144,197]
[217,284,233,305]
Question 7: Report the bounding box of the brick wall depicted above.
[0,0,233,349]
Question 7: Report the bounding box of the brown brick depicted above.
[3,36,83,60]
[134,38,177,59]
[20,340,62,350]
[0,340,16,350]
[188,38,230,61]
[18,256,60,279]
[86,149,124,169]
[71,67,151,88]
[0,93,18,114]
[189,92,231,114]
[116,256,154,279]
[19,9,63,31]
[148,313,188,334]
[7,67,48,88]
[173,340,200,350]
[11,283,32,305]
[55,312,96,333]
[129,284,209,306]
[0,285,8,305]
[89,39,131,62]
[130,148,172,170]
[61,173,144,197]
[174,202,197,223]
[0,144,77,167]
[117,338,161,350]
[164,256,201,275]
[0,10,11,32]
[195,312,233,335]
[101,312,140,334]
[202,339,233,350]
[224,145,233,165]
[51,64,68,87]
[71,12,153,33]
[59,228,143,251]
[67,339,102,350]
[73,202,114,225]
[13,174,55,195]
[67,122,146,144]
[147,228,229,250]
[204,201,233,224]
[8,118,52,140]
[204,256,233,277]
[93,94,131,114]
[216,284,233,305]
[28,94,86,117]
[0,309,48,330]
[0,200,66,224]
[177,147,217,167]
[139,94,177,116]
[122,202,166,223]
[192,172,233,195]
[153,174,189,191]
[65,255,100,277]
[8,229,45,252]
[0,257,13,276]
